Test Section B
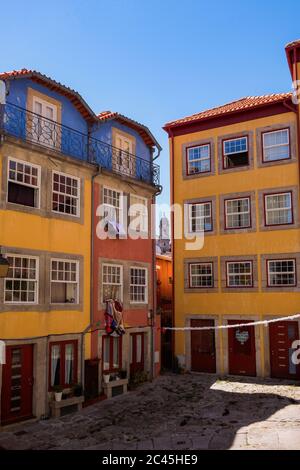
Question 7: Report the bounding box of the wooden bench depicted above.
[50,396,84,418]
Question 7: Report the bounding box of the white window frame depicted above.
[52,171,80,218]
[129,194,148,234]
[265,192,292,226]
[7,157,41,209]
[223,136,248,155]
[103,186,124,225]
[262,129,290,162]
[32,96,58,148]
[189,262,213,288]
[50,258,79,304]
[102,263,123,302]
[4,254,39,304]
[188,202,212,233]
[115,132,135,176]
[223,136,248,168]
[130,267,148,304]
[226,261,253,287]
[267,259,296,287]
[225,197,251,229]
[187,144,210,174]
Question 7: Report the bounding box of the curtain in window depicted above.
[51,345,61,386]
[65,344,74,384]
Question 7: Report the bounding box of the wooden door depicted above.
[269,321,300,380]
[1,345,34,425]
[228,320,256,376]
[130,333,145,375]
[191,319,216,373]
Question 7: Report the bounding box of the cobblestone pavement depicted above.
[0,373,300,450]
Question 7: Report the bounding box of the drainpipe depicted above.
[167,129,175,365]
[81,163,102,391]
[150,145,162,380]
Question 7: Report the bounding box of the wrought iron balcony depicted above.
[0,102,160,186]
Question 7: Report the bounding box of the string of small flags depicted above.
[161,313,300,332]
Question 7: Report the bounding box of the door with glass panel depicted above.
[269,321,300,380]
[31,97,58,148]
[1,345,33,425]
[102,336,122,373]
[130,333,145,375]
[49,341,77,389]
[114,133,135,177]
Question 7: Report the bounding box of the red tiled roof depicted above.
[97,111,162,150]
[0,68,96,122]
[1,68,161,151]
[164,93,292,129]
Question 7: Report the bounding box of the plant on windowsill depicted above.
[53,385,63,402]
[103,373,110,384]
[129,370,148,390]
[72,383,83,397]
[119,370,127,380]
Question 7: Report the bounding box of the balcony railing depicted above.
[0,102,160,186]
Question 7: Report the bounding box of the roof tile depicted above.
[164,93,292,128]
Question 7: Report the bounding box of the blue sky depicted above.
[2,0,300,219]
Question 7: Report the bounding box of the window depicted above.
[129,195,148,233]
[263,129,290,162]
[32,97,58,148]
[189,263,213,288]
[103,187,123,225]
[102,264,123,302]
[223,137,248,168]
[4,255,38,304]
[187,144,210,175]
[7,158,40,208]
[225,197,251,229]
[103,336,122,371]
[267,259,296,287]
[52,172,80,217]
[265,192,292,226]
[50,259,79,304]
[49,340,77,388]
[114,133,135,176]
[130,267,148,303]
[188,202,212,232]
[226,261,253,287]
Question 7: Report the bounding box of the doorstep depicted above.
[49,395,84,418]
[103,378,128,399]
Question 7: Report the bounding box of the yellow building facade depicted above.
[164,41,300,380]
[0,71,95,425]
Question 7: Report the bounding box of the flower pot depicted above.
[54,392,62,402]
[103,374,110,384]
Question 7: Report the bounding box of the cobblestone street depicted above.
[0,373,300,450]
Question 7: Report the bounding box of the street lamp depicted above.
[0,251,10,278]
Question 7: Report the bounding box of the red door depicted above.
[228,320,256,376]
[1,345,34,425]
[191,319,216,373]
[130,333,145,375]
[269,321,300,380]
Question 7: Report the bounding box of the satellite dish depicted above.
[0,80,6,104]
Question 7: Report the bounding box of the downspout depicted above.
[168,128,175,364]
[150,145,162,380]
[81,128,102,391]
[284,46,300,215]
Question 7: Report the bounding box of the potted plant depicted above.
[72,383,83,397]
[103,373,110,384]
[53,385,63,402]
[119,370,127,380]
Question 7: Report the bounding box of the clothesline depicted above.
[162,313,300,332]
